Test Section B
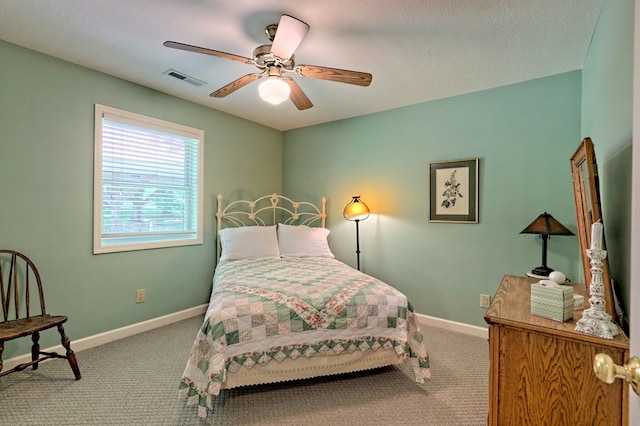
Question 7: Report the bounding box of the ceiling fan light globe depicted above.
[259,77,290,105]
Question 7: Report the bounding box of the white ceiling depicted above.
[0,0,603,131]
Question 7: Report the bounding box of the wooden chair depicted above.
[0,250,80,379]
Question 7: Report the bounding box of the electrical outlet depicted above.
[480,294,491,308]
[136,289,146,304]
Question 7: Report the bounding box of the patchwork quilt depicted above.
[179,257,430,418]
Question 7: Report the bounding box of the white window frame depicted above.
[93,104,204,254]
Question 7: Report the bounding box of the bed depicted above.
[179,193,430,418]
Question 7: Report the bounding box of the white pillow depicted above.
[218,226,280,261]
[277,224,335,258]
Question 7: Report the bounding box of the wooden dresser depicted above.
[484,275,629,425]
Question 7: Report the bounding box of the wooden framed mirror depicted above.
[570,137,615,318]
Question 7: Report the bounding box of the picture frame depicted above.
[428,158,479,223]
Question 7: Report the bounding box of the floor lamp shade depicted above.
[520,212,574,277]
[343,196,370,270]
[343,196,370,221]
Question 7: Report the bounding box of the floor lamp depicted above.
[343,196,370,270]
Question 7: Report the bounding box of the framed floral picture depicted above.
[428,158,479,223]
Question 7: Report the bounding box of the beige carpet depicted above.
[0,315,488,425]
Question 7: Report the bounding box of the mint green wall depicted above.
[581,0,634,328]
[0,40,282,358]
[283,72,582,327]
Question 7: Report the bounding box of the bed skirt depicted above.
[222,349,405,389]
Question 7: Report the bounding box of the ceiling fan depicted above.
[164,14,372,110]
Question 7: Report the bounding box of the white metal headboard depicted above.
[217,193,326,229]
[216,193,327,256]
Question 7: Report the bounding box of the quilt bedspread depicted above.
[179,257,430,417]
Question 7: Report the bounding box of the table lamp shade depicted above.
[520,212,574,236]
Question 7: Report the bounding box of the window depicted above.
[94,104,203,254]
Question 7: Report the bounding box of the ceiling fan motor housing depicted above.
[253,44,295,69]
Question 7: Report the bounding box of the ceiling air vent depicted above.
[163,69,206,87]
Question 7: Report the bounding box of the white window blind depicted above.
[94,104,203,253]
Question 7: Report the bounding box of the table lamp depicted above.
[520,212,574,278]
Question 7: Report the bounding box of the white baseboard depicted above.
[4,307,485,371]
[415,313,488,339]
[3,304,208,371]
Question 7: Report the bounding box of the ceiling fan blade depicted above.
[283,77,313,110]
[295,64,372,87]
[271,15,310,60]
[164,41,252,64]
[210,73,264,98]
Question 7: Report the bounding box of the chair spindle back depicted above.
[0,250,46,322]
